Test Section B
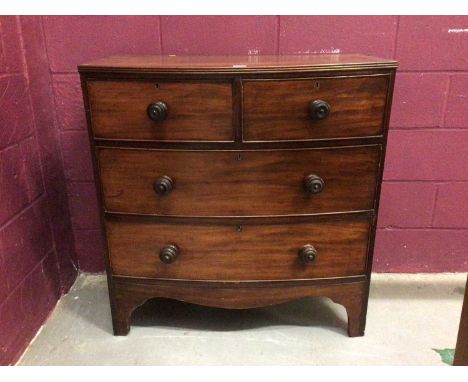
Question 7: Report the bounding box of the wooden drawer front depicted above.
[99,146,380,217]
[243,75,388,141]
[87,81,233,141]
[107,217,370,281]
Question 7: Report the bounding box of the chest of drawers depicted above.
[79,54,397,337]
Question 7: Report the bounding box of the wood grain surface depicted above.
[87,80,233,141]
[243,75,388,141]
[106,215,370,281]
[98,146,381,216]
[454,277,468,365]
[111,277,368,336]
[78,54,397,73]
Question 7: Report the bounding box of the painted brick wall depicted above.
[37,15,468,273]
[0,14,467,365]
[0,16,78,365]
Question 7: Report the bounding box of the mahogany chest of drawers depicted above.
[78,54,397,336]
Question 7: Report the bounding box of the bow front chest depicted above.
[79,54,397,336]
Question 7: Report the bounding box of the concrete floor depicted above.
[18,273,466,365]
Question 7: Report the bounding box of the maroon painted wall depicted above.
[0,15,467,364]
[0,16,79,365]
[39,15,468,273]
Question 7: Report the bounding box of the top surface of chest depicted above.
[78,54,397,73]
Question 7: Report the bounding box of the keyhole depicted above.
[155,83,160,89]
[237,154,242,161]
[236,225,242,232]
[314,81,320,89]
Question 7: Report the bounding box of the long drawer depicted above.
[98,146,381,217]
[106,215,371,281]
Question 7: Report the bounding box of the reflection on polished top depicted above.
[78,54,398,72]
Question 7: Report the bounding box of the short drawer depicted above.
[98,146,380,217]
[86,80,233,141]
[243,75,389,141]
[106,216,370,281]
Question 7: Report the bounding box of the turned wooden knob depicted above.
[147,101,168,122]
[159,245,179,264]
[304,174,324,195]
[309,99,330,121]
[299,245,318,264]
[154,175,174,196]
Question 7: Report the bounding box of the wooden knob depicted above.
[159,245,179,264]
[299,245,318,264]
[304,174,324,195]
[147,101,168,122]
[309,100,330,121]
[154,175,174,196]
